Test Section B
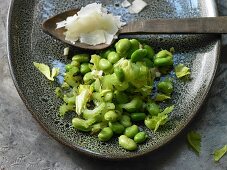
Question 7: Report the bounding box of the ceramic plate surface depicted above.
[8,0,220,159]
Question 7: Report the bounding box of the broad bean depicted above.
[98,127,113,142]
[114,67,125,82]
[99,59,112,71]
[130,112,146,121]
[120,115,132,127]
[124,125,139,138]
[146,101,160,116]
[107,52,121,64]
[104,110,118,122]
[115,39,131,55]
[119,135,137,151]
[109,122,125,134]
[72,54,90,63]
[131,49,147,63]
[80,63,91,75]
[134,131,147,144]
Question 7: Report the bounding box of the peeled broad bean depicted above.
[104,110,118,122]
[130,112,146,122]
[157,79,173,95]
[104,91,113,102]
[114,67,125,82]
[131,49,147,63]
[134,131,147,144]
[119,135,137,151]
[80,63,91,75]
[98,127,113,142]
[72,118,93,132]
[99,58,112,71]
[144,45,155,59]
[115,39,131,55]
[128,39,140,57]
[146,102,160,116]
[124,125,139,138]
[72,54,90,63]
[154,50,173,67]
[109,122,125,134]
[83,72,94,84]
[107,51,121,64]
[120,115,132,127]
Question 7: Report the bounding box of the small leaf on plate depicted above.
[187,130,201,155]
[175,64,190,78]
[213,145,227,162]
[33,62,59,81]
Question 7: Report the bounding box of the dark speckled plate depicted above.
[7,0,220,159]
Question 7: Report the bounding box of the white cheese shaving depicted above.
[128,0,148,13]
[63,47,69,56]
[56,3,125,46]
[121,0,131,8]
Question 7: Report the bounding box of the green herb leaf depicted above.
[33,62,59,81]
[155,93,171,102]
[144,105,174,132]
[187,131,201,154]
[214,145,227,162]
[175,64,190,78]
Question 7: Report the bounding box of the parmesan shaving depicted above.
[56,3,125,46]
[121,0,131,8]
[128,0,148,13]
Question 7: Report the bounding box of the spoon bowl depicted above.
[42,9,227,50]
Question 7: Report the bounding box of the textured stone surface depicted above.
[1,0,227,169]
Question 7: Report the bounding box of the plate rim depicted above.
[7,0,221,160]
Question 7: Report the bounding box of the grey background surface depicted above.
[1,0,227,169]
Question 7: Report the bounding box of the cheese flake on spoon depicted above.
[56,3,125,46]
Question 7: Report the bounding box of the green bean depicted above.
[124,125,139,138]
[131,49,147,63]
[157,79,173,95]
[72,118,94,132]
[134,132,148,144]
[144,45,155,59]
[104,91,113,102]
[120,115,132,127]
[109,122,125,134]
[107,51,121,64]
[120,97,143,112]
[98,127,113,142]
[114,67,125,82]
[104,110,118,122]
[130,113,146,122]
[99,58,112,71]
[146,101,161,116]
[119,135,137,151]
[115,39,131,55]
[72,54,90,63]
[80,63,91,75]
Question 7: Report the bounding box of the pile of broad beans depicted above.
[55,38,176,151]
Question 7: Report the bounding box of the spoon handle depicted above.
[120,16,227,34]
